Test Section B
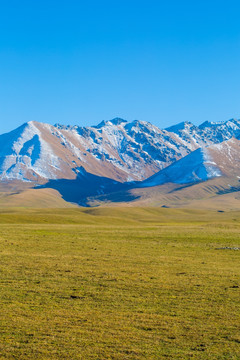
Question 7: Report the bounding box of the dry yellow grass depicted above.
[0,208,239,359]
[0,188,77,208]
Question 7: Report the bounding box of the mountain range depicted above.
[0,117,240,208]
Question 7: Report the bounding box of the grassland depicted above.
[0,207,239,359]
[0,187,77,208]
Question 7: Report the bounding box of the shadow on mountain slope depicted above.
[36,167,139,206]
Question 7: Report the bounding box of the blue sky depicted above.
[0,0,240,133]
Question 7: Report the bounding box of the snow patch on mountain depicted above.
[1,117,240,185]
[0,121,60,181]
[141,147,222,187]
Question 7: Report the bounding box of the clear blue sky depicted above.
[1,0,240,133]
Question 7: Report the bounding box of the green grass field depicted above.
[0,208,239,359]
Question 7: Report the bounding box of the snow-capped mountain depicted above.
[0,118,195,183]
[165,118,240,147]
[141,136,240,187]
[1,117,240,189]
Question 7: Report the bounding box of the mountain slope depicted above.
[165,118,240,147]
[0,119,192,183]
[141,137,240,187]
[86,137,240,208]
[1,117,240,207]
[2,117,240,184]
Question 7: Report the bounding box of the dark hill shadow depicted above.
[36,167,139,206]
[87,189,141,205]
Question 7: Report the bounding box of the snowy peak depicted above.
[1,119,181,183]
[165,121,193,133]
[50,118,199,181]
[1,117,240,187]
[96,117,128,128]
[199,118,239,129]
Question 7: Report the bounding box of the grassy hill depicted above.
[0,182,77,208]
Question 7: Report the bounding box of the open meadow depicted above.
[0,207,239,359]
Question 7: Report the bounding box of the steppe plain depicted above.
[0,207,239,359]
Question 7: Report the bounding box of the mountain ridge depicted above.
[1,117,240,207]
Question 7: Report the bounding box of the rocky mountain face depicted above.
[1,117,240,188]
